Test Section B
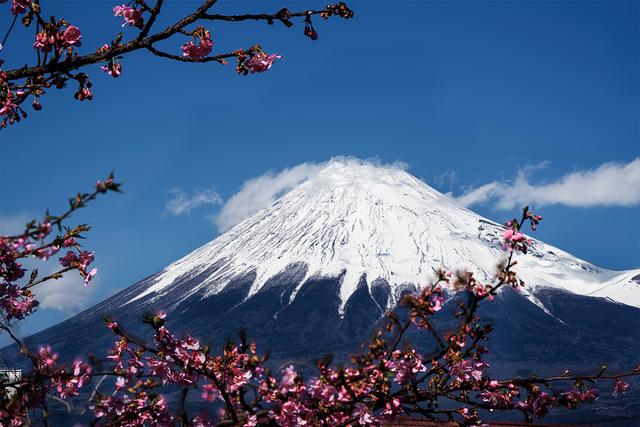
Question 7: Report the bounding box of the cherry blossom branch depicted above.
[105,318,242,424]
[0,0,353,128]
[136,0,163,41]
[4,173,121,241]
[201,4,353,26]
[0,174,123,425]
[500,367,640,386]
[144,44,239,64]
[1,14,18,47]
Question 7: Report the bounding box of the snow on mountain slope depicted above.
[127,159,640,313]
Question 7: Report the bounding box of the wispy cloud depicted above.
[432,169,458,193]
[456,158,640,209]
[213,162,324,232]
[165,187,223,216]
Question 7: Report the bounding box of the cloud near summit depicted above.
[212,158,408,233]
[165,187,223,216]
[212,162,323,232]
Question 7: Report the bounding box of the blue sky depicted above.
[0,0,638,337]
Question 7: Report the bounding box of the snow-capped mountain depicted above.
[125,159,639,314]
[15,159,640,381]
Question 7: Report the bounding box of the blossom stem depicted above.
[1,15,18,49]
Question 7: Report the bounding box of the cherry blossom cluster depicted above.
[31,346,93,401]
[0,345,93,425]
[182,27,214,61]
[0,175,121,424]
[0,221,77,321]
[0,70,23,127]
[113,4,144,29]
[32,22,82,53]
[403,285,444,329]
[95,314,265,425]
[0,1,354,128]
[502,206,542,255]
[233,48,282,76]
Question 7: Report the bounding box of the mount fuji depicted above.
[126,159,640,314]
[12,159,640,420]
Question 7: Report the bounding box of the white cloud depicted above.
[456,158,640,209]
[165,187,222,216]
[36,267,97,311]
[213,162,324,232]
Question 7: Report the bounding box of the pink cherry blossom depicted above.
[61,25,82,48]
[481,389,514,409]
[62,237,77,247]
[0,97,17,118]
[449,360,488,384]
[78,250,95,269]
[503,228,514,241]
[389,349,426,384]
[10,0,29,14]
[59,250,77,267]
[530,392,555,418]
[36,346,58,372]
[101,62,122,78]
[113,5,144,28]
[352,403,376,425]
[613,378,630,396]
[105,319,118,330]
[0,283,39,320]
[35,245,59,260]
[181,30,214,60]
[201,383,220,401]
[33,31,54,52]
[75,86,93,101]
[275,400,308,426]
[279,365,299,394]
[83,267,98,286]
[246,52,281,73]
[381,397,402,417]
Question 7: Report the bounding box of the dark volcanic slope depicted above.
[14,262,640,373]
